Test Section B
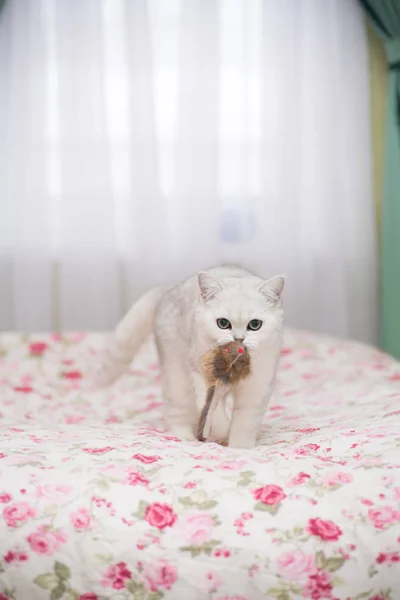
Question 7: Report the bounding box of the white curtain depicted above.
[0,0,378,344]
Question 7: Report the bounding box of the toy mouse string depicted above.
[196,385,216,442]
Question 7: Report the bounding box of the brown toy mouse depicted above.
[197,340,251,442]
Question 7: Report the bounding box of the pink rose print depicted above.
[234,512,253,536]
[214,548,231,558]
[253,484,286,505]
[132,454,161,464]
[62,369,82,380]
[125,470,149,486]
[27,526,67,555]
[83,447,114,454]
[145,503,177,530]
[288,472,311,486]
[70,507,92,530]
[36,484,72,501]
[0,594,11,600]
[303,569,333,599]
[3,502,36,528]
[322,471,353,486]
[0,493,12,503]
[102,562,132,590]
[295,447,312,457]
[361,498,374,507]
[277,550,315,581]
[205,571,223,592]
[281,347,292,355]
[105,415,120,424]
[182,513,214,545]
[161,434,181,443]
[143,560,178,592]
[29,341,48,356]
[368,506,400,529]
[13,385,33,393]
[65,415,85,424]
[79,595,97,600]
[70,332,87,342]
[376,552,400,564]
[4,551,15,563]
[308,518,342,541]
[296,428,320,434]
[4,550,28,563]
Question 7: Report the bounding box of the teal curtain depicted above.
[360,1,400,358]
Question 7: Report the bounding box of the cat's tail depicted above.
[96,286,167,387]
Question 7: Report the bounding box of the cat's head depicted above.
[197,271,284,351]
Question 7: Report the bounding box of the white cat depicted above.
[98,266,284,449]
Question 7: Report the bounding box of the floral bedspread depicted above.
[0,331,400,600]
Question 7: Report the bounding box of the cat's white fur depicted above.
[98,266,284,448]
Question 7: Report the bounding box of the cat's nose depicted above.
[234,335,244,342]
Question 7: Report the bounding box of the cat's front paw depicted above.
[95,366,116,388]
[169,424,196,442]
[228,434,256,449]
[207,434,228,447]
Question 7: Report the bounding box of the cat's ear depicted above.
[198,271,223,302]
[258,275,285,305]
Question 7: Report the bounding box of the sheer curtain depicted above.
[0,0,378,344]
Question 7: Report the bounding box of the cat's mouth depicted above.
[217,337,255,352]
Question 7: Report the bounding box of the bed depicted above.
[0,330,399,600]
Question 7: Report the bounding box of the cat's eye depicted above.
[247,319,262,331]
[217,318,231,330]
